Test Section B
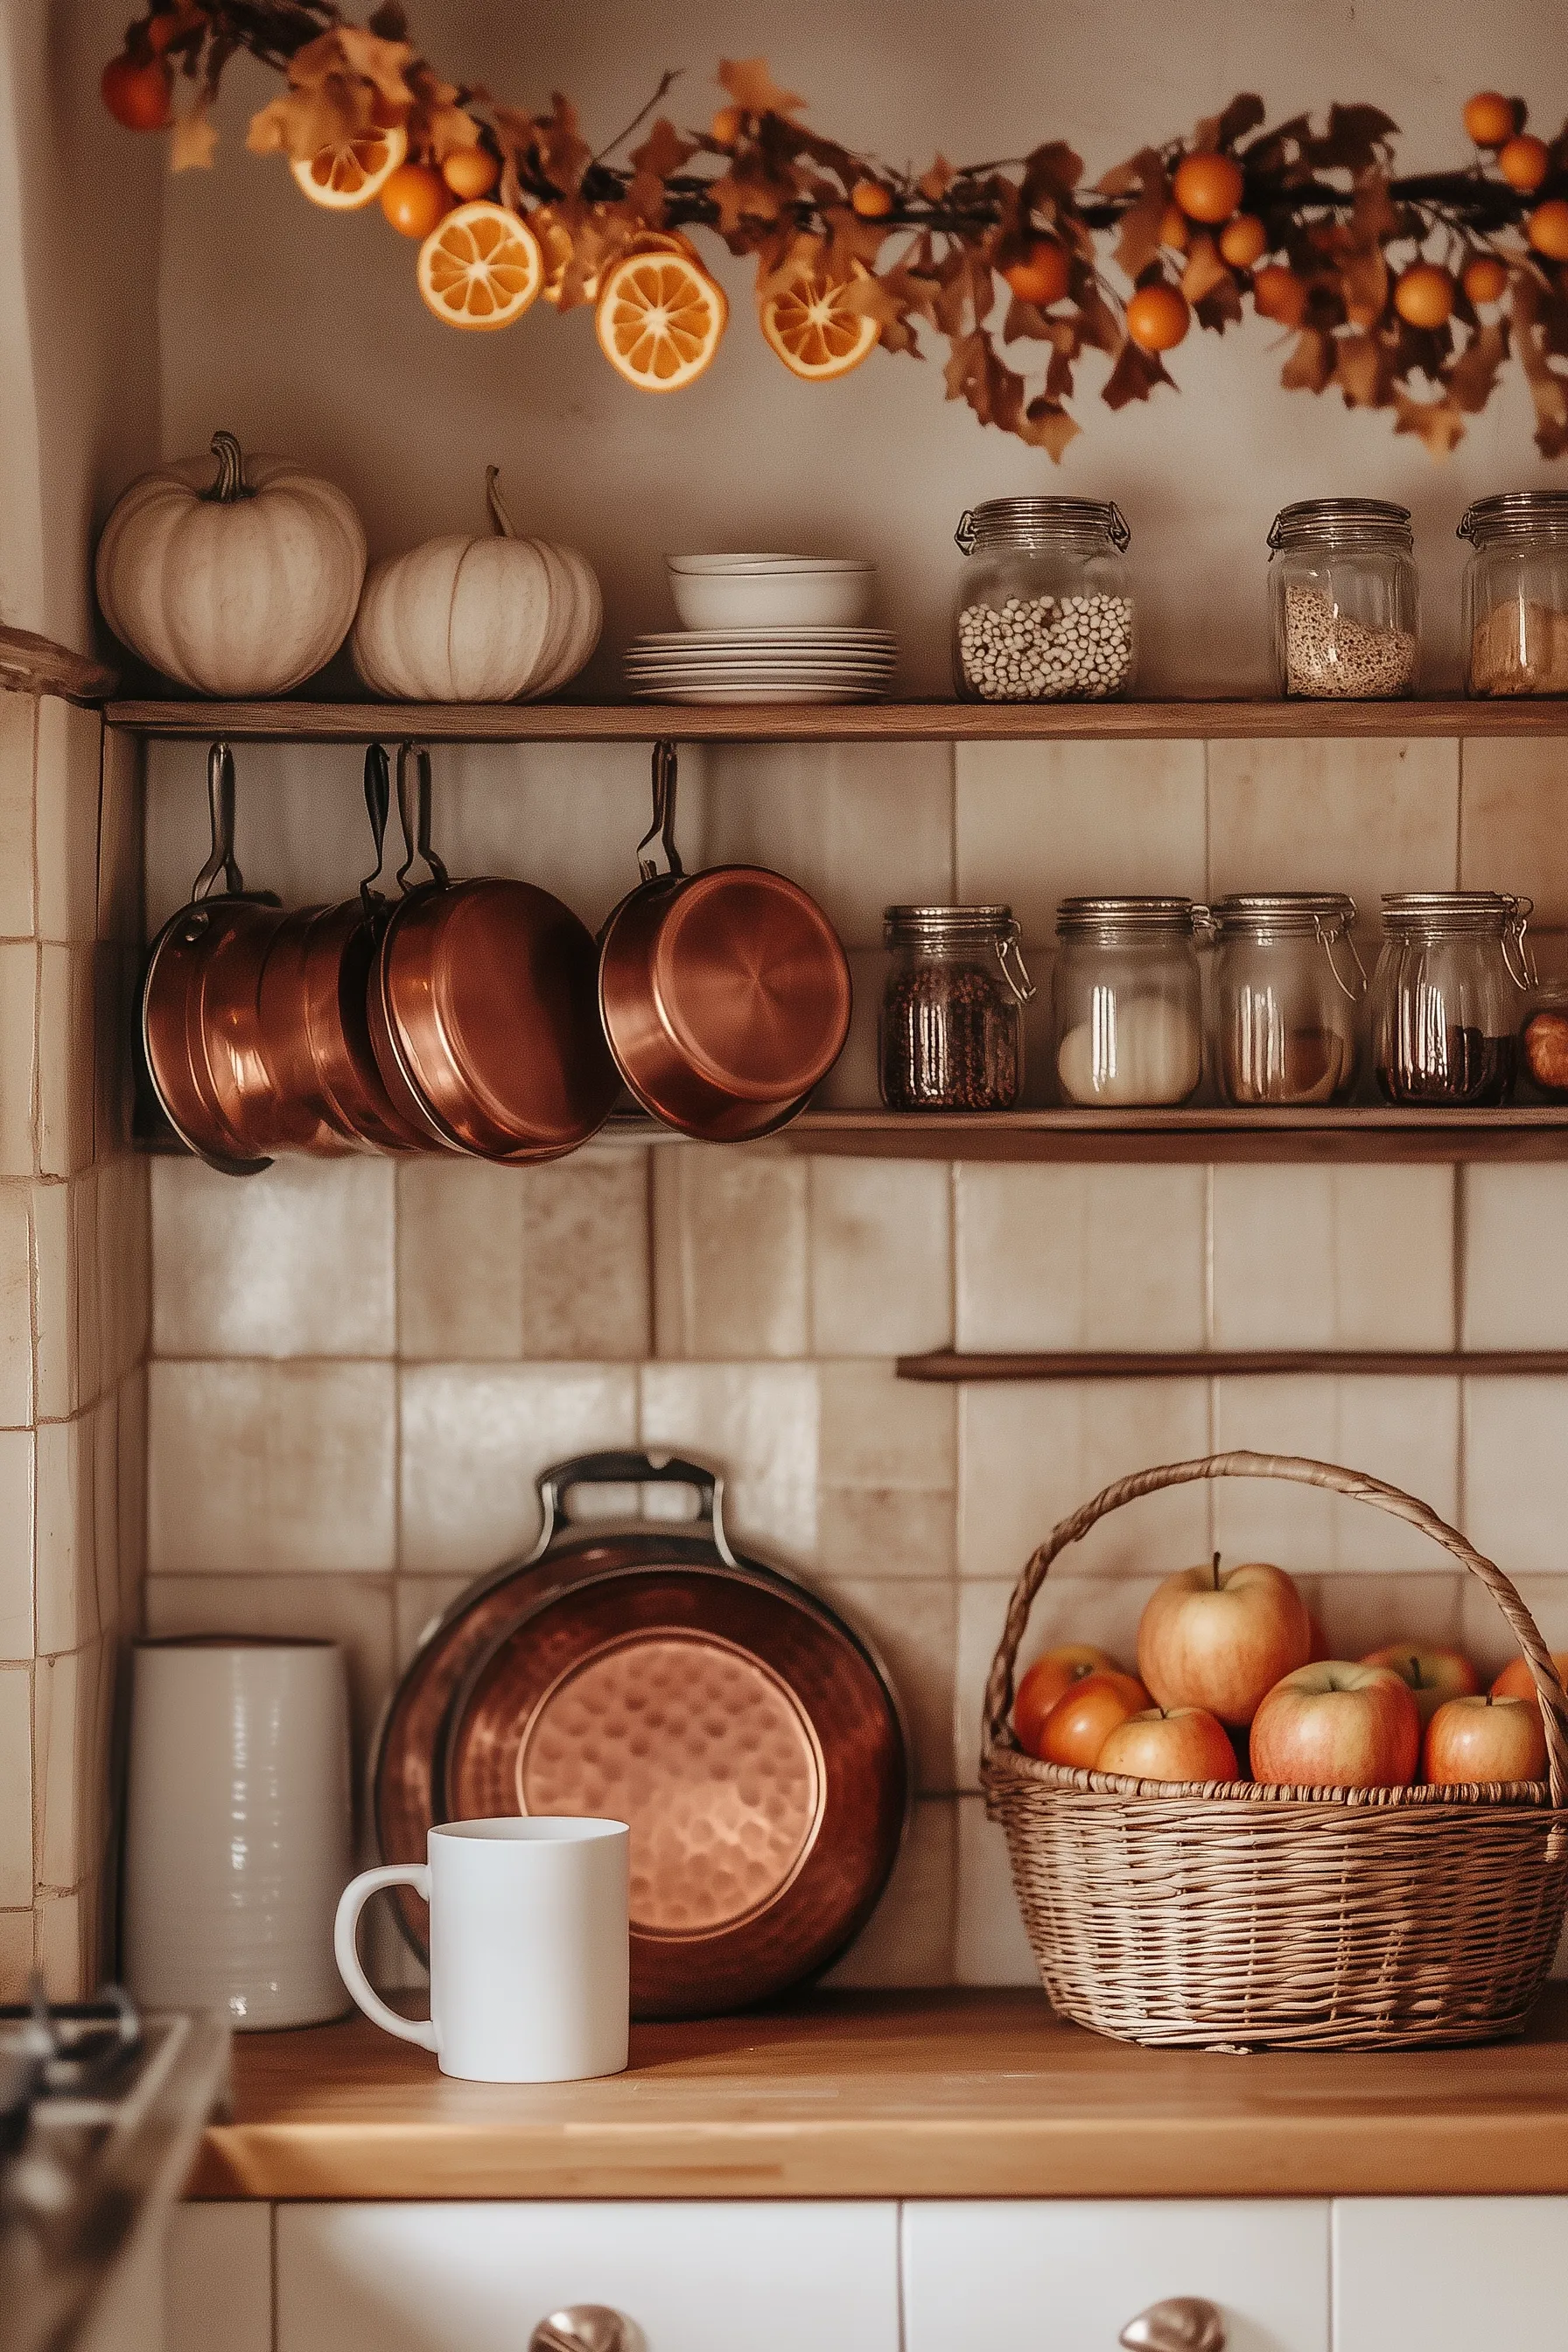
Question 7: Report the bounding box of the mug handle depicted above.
[333,1865,438,2051]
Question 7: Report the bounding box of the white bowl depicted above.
[668,565,876,629]
[666,552,872,573]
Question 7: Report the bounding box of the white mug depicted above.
[335,1817,630,2083]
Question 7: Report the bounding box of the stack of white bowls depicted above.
[625,554,897,704]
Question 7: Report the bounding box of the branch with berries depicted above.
[101,6,1568,458]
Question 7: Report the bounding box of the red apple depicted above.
[1138,1555,1313,1727]
[1491,1652,1568,1704]
[1424,1691,1547,1786]
[1250,1660,1420,1789]
[1096,1704,1237,1784]
[1361,1644,1480,1727]
[1037,1670,1149,1770]
[1013,1642,1119,1756]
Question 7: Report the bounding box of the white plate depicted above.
[625,663,898,682]
[630,683,889,704]
[630,633,897,651]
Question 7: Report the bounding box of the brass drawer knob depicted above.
[529,2308,641,2352]
[1120,2297,1226,2352]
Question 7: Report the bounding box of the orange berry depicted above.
[1463,90,1517,149]
[1463,254,1510,304]
[1393,262,1455,329]
[380,161,452,240]
[710,105,743,147]
[1218,214,1269,268]
[1158,201,1190,252]
[1530,199,1568,260]
[1002,237,1070,306]
[1172,150,1244,224]
[1125,282,1191,352]
[1252,264,1308,327]
[850,178,894,220]
[101,51,172,130]
[441,145,500,200]
[1499,133,1550,192]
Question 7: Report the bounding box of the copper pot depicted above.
[598,741,850,1140]
[369,744,619,1162]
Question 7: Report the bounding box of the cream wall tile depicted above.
[1298,1568,1466,1663]
[34,1644,86,1889]
[35,1416,95,1656]
[0,1667,32,1906]
[0,1910,30,2000]
[97,726,144,948]
[152,1158,396,1359]
[148,1362,396,1573]
[1460,737,1568,916]
[396,1159,526,1362]
[0,944,36,1176]
[954,1794,1038,1986]
[818,1362,955,1579]
[33,1888,88,2000]
[1460,1571,1568,1688]
[93,940,140,1161]
[808,1158,951,1356]
[36,947,94,1180]
[441,740,684,934]
[394,1574,472,1670]
[1207,737,1460,915]
[1211,1166,1454,1348]
[0,1184,33,1428]
[811,946,881,1111]
[1462,1166,1568,1348]
[33,700,100,948]
[400,1363,638,1575]
[704,742,955,948]
[0,1432,32,1661]
[822,1797,955,1988]
[0,692,35,941]
[955,738,1208,941]
[31,1180,72,1424]
[640,1362,819,1568]
[522,1148,650,1359]
[958,1378,1210,1582]
[953,1575,1161,1789]
[819,1575,956,1793]
[956,1165,1207,1351]
[1464,1377,1568,1579]
[652,1149,808,1359]
[1211,1376,1460,1572]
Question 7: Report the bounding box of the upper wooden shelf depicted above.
[106,696,1568,744]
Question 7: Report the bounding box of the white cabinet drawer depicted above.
[902,2200,1330,2352]
[1334,2197,1568,2348]
[276,2202,900,2352]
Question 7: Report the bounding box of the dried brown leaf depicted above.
[1019,141,1083,212]
[1102,336,1173,410]
[1280,326,1335,392]
[1107,150,1167,282]
[1181,233,1231,307]
[630,117,696,181]
[1333,332,1392,408]
[1446,320,1509,413]
[171,92,217,170]
[1019,397,1082,458]
[718,58,804,117]
[918,152,955,201]
[1338,246,1388,330]
[1512,271,1568,457]
[1392,389,1466,457]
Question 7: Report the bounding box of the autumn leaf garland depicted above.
[101,3,1568,460]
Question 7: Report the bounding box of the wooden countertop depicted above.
[190,1988,1568,2202]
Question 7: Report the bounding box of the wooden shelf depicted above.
[107,696,1568,744]
[777,1106,1568,1162]
[899,1348,1568,1382]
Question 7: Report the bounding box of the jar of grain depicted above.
[1460,492,1568,696]
[1267,499,1419,698]
[1371,892,1534,1107]
[953,498,1136,702]
[879,906,1035,1111]
[1053,898,1206,1107]
[1211,893,1365,1105]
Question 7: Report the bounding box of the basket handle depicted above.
[979,1449,1568,1807]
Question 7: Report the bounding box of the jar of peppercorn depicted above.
[879,906,1035,1112]
[1371,892,1534,1106]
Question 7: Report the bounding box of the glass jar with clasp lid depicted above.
[953,498,1136,702]
[1371,892,1534,1107]
[1460,493,1568,696]
[1211,893,1365,1106]
[1052,897,1206,1108]
[1267,499,1419,698]
[879,905,1035,1112]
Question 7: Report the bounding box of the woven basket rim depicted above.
[984,1727,1558,1808]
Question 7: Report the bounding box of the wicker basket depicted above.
[981,1449,1568,2050]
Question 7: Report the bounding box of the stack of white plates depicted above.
[626,626,898,705]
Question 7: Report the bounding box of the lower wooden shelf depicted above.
[774,1105,1568,1162]
[898,1348,1568,1382]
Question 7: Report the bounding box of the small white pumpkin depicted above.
[95,431,367,695]
[351,469,603,702]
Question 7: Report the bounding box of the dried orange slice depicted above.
[758,262,878,382]
[595,249,728,391]
[416,200,543,331]
[290,122,408,210]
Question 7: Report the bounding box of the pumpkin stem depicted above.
[486,466,516,539]
[203,431,254,504]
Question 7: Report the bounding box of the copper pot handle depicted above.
[530,1449,738,1567]
[190,742,242,902]
[636,737,684,883]
[394,740,449,892]
[358,744,394,916]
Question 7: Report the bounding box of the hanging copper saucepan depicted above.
[598,740,851,1141]
[369,743,619,1161]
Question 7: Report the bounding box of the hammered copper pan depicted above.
[369,744,618,1161]
[598,740,851,1141]
[372,1451,908,2017]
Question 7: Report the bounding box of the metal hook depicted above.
[395,742,449,894]
[636,738,684,883]
[359,744,393,918]
[190,742,242,902]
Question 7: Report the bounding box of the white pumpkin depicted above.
[95,431,367,696]
[351,469,602,702]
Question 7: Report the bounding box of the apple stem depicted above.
[1212,1550,1222,1591]
[1410,1654,1423,1687]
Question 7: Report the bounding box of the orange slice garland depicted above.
[416,201,544,332]
[594,249,729,391]
[290,122,408,210]
[758,262,879,382]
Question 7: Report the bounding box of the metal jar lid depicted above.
[1458,492,1568,545]
[885,903,1017,944]
[1380,890,1530,932]
[956,498,1131,556]
[1268,499,1413,552]
[1211,892,1358,938]
[1055,894,1205,942]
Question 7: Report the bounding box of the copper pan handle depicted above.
[636,737,683,884]
[395,740,449,892]
[191,741,242,901]
[359,744,393,914]
[530,1449,737,1565]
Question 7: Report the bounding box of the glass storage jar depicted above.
[1460,492,1568,696]
[953,497,1135,702]
[1211,893,1365,1105]
[1053,897,1206,1107]
[879,905,1034,1111]
[1267,498,1419,698]
[1371,892,1534,1106]
[1521,982,1568,1099]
